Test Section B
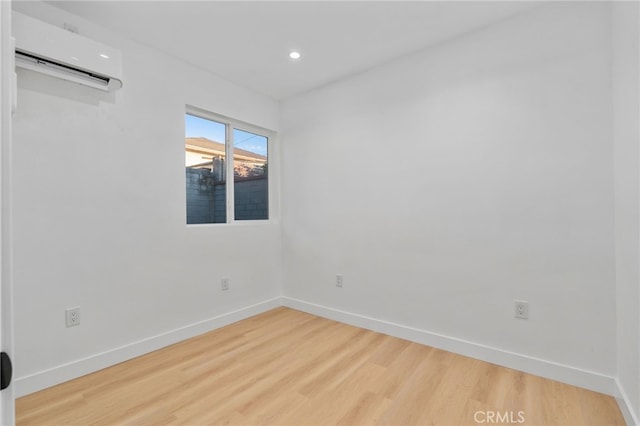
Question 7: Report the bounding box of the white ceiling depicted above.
[48,1,538,100]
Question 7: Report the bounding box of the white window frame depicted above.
[185,105,277,225]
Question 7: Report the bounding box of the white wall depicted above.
[11,2,282,395]
[613,1,640,422]
[281,1,616,380]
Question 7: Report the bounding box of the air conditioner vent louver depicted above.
[13,12,123,92]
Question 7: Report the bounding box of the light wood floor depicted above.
[17,307,625,426]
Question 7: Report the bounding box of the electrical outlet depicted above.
[336,274,343,288]
[514,300,529,320]
[65,307,80,327]
[221,277,229,291]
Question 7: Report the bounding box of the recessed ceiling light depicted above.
[289,51,301,60]
[99,53,110,59]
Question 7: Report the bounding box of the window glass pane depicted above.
[185,113,227,224]
[233,128,268,220]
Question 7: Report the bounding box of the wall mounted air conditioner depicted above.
[12,12,123,92]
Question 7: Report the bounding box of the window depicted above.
[185,109,271,224]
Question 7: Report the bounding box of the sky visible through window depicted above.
[186,114,267,156]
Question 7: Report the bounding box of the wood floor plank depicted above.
[335,391,391,426]
[368,335,412,368]
[579,387,627,426]
[248,391,309,426]
[376,347,455,426]
[374,342,434,400]
[414,355,484,425]
[16,307,626,426]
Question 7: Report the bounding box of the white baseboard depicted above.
[15,297,282,398]
[282,297,617,397]
[616,378,640,426]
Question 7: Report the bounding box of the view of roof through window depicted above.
[185,114,267,177]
